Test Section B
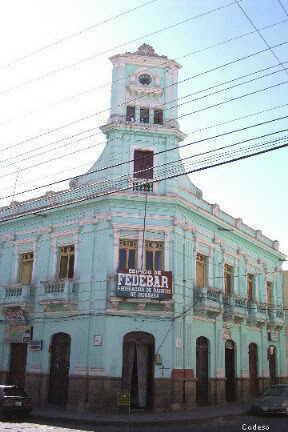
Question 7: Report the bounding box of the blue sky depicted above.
[0,0,287,260]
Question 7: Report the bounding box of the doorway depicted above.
[8,343,27,388]
[225,339,236,401]
[48,333,71,406]
[249,343,258,397]
[268,346,277,385]
[122,332,154,409]
[196,336,209,404]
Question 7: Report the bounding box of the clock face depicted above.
[138,73,152,85]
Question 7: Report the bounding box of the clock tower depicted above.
[72,43,200,198]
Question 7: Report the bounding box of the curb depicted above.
[30,411,245,427]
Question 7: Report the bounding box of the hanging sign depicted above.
[116,269,173,300]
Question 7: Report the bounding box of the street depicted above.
[0,415,287,432]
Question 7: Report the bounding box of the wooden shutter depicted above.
[134,150,153,179]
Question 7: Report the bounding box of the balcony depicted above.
[247,301,268,325]
[194,287,222,317]
[223,295,248,322]
[39,280,78,306]
[0,284,34,310]
[267,305,285,328]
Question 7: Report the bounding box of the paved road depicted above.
[0,415,287,432]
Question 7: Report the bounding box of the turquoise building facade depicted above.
[0,44,286,411]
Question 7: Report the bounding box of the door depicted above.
[122,332,154,409]
[196,336,209,404]
[249,343,258,397]
[48,333,71,406]
[268,346,277,385]
[225,340,236,401]
[9,343,27,388]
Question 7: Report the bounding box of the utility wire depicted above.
[0,129,287,223]
[8,101,288,194]
[278,0,288,16]
[2,60,287,168]
[235,0,288,77]
[0,0,160,70]
[1,114,287,200]
[1,39,287,155]
[0,1,238,97]
[1,16,286,129]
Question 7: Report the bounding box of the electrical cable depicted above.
[2,59,287,168]
[1,39,287,155]
[1,113,287,200]
[1,16,286,129]
[0,0,160,70]
[8,101,288,194]
[235,0,288,77]
[0,1,239,97]
[0,129,287,223]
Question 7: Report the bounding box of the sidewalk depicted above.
[32,402,248,426]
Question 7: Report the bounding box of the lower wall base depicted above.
[3,372,287,413]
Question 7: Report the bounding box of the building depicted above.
[0,44,287,411]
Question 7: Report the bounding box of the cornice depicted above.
[109,53,181,70]
[100,121,187,140]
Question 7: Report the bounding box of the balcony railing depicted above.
[132,178,153,192]
[1,284,33,308]
[223,295,248,321]
[39,280,78,304]
[267,305,285,327]
[247,301,268,325]
[194,287,222,317]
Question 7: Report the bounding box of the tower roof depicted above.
[126,43,167,59]
[109,43,181,69]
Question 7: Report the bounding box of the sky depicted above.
[0,0,287,262]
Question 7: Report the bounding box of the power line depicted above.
[1,40,287,155]
[1,16,286,129]
[0,1,238,97]
[1,114,287,200]
[0,128,287,223]
[178,79,288,120]
[235,0,288,77]
[167,63,288,113]
[278,0,288,16]
[10,101,288,194]
[0,0,160,70]
[2,61,287,168]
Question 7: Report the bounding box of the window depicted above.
[119,239,137,270]
[145,241,164,271]
[138,73,152,85]
[224,264,234,296]
[140,107,149,123]
[196,253,207,289]
[247,273,255,301]
[133,150,154,179]
[266,281,273,305]
[19,252,33,284]
[126,106,135,122]
[154,109,163,125]
[58,245,75,279]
